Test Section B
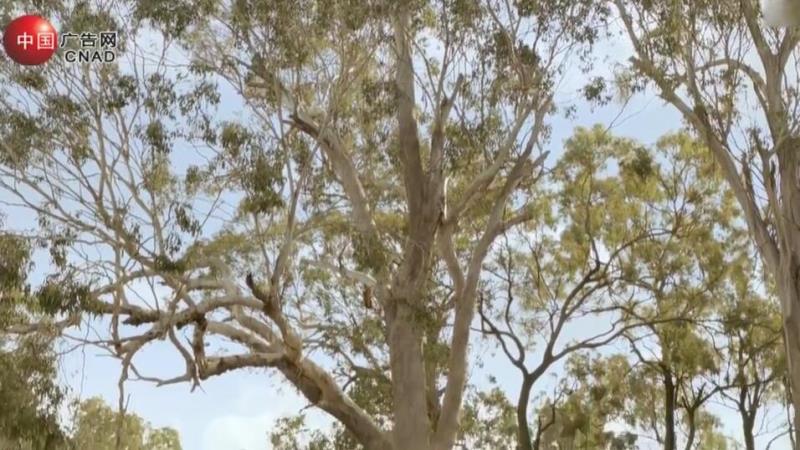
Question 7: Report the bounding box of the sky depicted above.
[51,74,779,450]
[3,8,793,450]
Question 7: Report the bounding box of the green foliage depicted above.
[457,388,517,449]
[0,232,31,303]
[0,331,182,450]
[71,397,182,450]
[533,354,637,449]
[35,280,92,316]
[239,153,285,215]
[270,415,337,450]
[0,223,66,448]
[0,335,67,449]
[0,2,790,450]
[0,111,47,169]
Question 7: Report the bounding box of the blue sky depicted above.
[4,13,791,450]
[51,80,784,450]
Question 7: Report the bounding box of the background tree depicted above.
[480,127,761,450]
[0,333,67,450]
[713,254,787,450]
[71,397,182,450]
[534,353,639,450]
[0,220,69,450]
[611,0,800,439]
[615,133,740,450]
[476,125,671,450]
[1,219,181,449]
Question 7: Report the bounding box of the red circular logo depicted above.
[2,15,58,66]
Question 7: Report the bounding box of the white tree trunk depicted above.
[776,147,800,445]
[387,302,432,450]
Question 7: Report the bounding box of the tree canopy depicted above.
[0,1,798,449]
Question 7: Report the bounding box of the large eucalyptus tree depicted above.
[0,1,607,449]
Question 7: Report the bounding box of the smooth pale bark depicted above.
[433,115,547,450]
[386,302,432,450]
[767,8,800,435]
[387,6,440,450]
[276,355,393,450]
[777,254,800,441]
[288,6,442,448]
[387,6,552,446]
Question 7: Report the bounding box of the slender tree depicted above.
[712,254,787,450]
